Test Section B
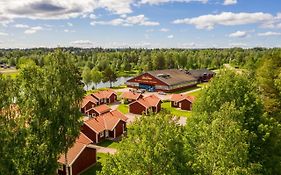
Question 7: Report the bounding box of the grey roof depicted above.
[146,69,197,86]
[186,69,215,78]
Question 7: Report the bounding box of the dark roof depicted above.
[186,69,215,78]
[146,69,197,86]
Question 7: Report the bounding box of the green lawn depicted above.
[186,90,201,97]
[162,102,192,117]
[117,70,138,77]
[97,140,120,149]
[117,104,129,114]
[0,68,19,78]
[81,153,108,175]
[168,85,200,94]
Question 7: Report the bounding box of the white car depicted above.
[158,91,166,95]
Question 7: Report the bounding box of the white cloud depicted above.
[223,0,237,5]
[64,29,75,33]
[159,28,170,32]
[0,0,135,25]
[91,14,159,26]
[181,42,196,48]
[229,30,248,38]
[173,12,274,30]
[258,31,281,36]
[97,0,134,14]
[140,0,208,5]
[0,32,8,36]
[67,22,73,27]
[229,42,247,47]
[14,24,29,28]
[24,26,43,34]
[89,14,97,19]
[167,34,174,38]
[70,40,95,47]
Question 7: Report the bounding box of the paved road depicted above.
[125,113,141,124]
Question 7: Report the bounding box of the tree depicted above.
[0,50,84,175]
[186,70,274,174]
[256,52,281,117]
[102,67,117,88]
[99,113,190,175]
[82,67,92,90]
[91,69,102,89]
[256,52,281,174]
[185,103,260,174]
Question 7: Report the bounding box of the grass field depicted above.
[81,153,108,175]
[169,85,200,94]
[162,102,192,117]
[186,90,201,97]
[0,68,19,78]
[117,104,129,114]
[97,140,120,149]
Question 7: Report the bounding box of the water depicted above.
[84,76,133,91]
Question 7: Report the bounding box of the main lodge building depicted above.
[126,69,214,92]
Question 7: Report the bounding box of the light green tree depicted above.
[82,66,92,90]
[99,113,190,175]
[0,50,84,175]
[91,69,102,89]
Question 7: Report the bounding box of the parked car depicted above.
[137,89,146,94]
[158,91,166,95]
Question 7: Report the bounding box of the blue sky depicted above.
[0,0,280,48]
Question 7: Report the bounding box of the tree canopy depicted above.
[0,50,84,175]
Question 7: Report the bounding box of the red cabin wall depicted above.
[129,102,146,115]
[81,125,97,143]
[71,147,97,175]
[179,99,192,111]
[115,121,126,137]
[109,94,117,103]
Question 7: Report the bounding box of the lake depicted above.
[84,76,133,90]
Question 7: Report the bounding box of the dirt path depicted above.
[87,144,117,154]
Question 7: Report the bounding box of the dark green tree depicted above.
[102,66,117,88]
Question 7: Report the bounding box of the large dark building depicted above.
[186,69,215,82]
[126,69,214,92]
[126,69,197,92]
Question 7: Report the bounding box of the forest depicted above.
[0,48,280,175]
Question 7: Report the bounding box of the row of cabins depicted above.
[58,90,126,175]
[121,90,195,115]
[58,89,196,175]
[81,89,117,115]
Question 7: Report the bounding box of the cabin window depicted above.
[105,130,109,137]
[100,132,104,137]
[174,101,178,106]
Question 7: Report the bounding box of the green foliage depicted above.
[256,52,281,117]
[186,103,261,174]
[99,113,190,175]
[91,69,102,89]
[255,51,281,174]
[102,67,117,87]
[0,50,84,175]
[82,67,93,89]
[187,70,280,174]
